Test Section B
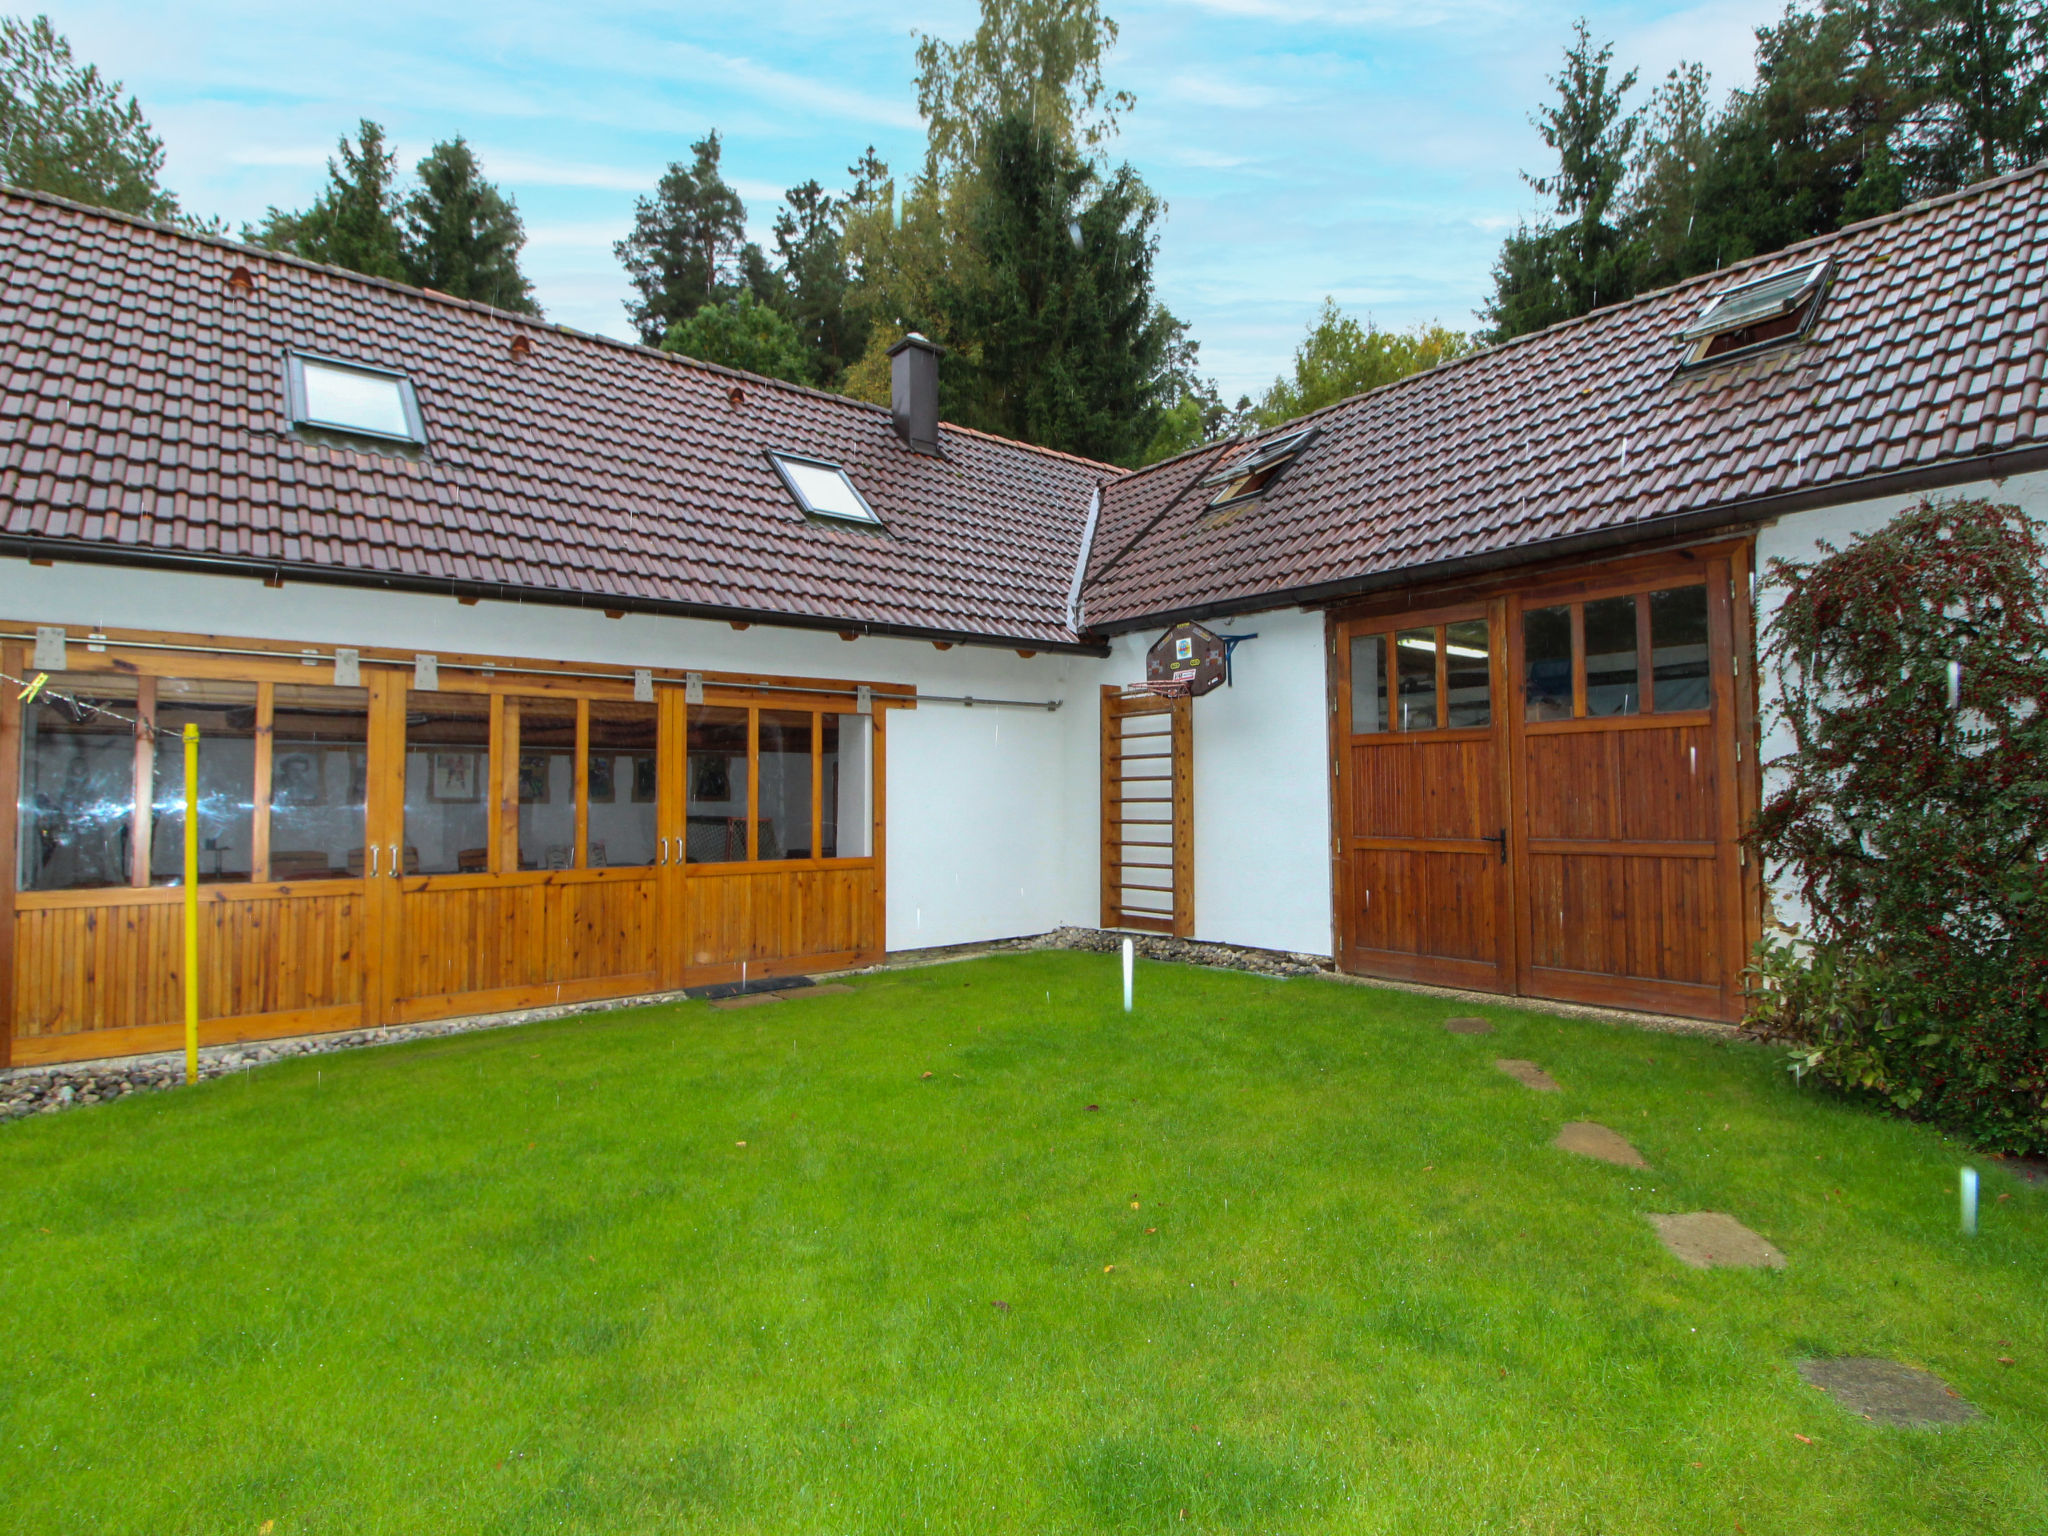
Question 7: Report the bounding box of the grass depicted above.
[1,952,2043,1535]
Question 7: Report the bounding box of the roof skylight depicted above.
[287,355,425,444]
[1679,259,1830,363]
[1199,425,1319,509]
[770,452,881,525]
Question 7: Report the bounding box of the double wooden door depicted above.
[1333,548,1755,1020]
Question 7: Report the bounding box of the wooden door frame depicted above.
[1326,536,1763,1021]
[1329,596,1516,992]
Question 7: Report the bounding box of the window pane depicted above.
[300,360,411,438]
[1444,619,1491,728]
[1650,586,1712,712]
[18,674,139,891]
[269,684,369,882]
[514,696,577,871]
[404,692,491,876]
[152,679,257,884]
[1395,628,1438,732]
[1348,634,1388,733]
[1584,595,1641,716]
[821,714,871,858]
[757,709,814,860]
[1523,605,1574,721]
[686,706,749,864]
[587,699,658,868]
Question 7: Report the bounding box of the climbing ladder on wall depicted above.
[1099,686,1193,937]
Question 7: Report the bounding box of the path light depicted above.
[1947,660,1961,711]
[1123,938,1134,1014]
[1961,1166,1979,1235]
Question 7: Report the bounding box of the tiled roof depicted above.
[1082,163,2048,630]
[0,189,1112,651]
[4,166,2045,651]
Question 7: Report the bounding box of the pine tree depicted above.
[1902,0,2048,192]
[771,178,865,390]
[0,15,185,221]
[614,132,748,346]
[1629,62,1715,292]
[400,137,539,314]
[247,121,407,283]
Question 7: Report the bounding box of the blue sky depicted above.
[52,1,1782,400]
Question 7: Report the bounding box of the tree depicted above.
[1748,496,2048,1153]
[937,114,1178,464]
[915,0,1134,179]
[247,120,407,283]
[1481,20,1640,341]
[1254,301,1471,424]
[0,14,183,221]
[1902,0,2048,192]
[615,132,748,346]
[1629,62,1716,292]
[770,176,864,389]
[400,137,539,314]
[662,291,812,384]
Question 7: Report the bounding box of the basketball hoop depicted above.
[1122,678,1192,699]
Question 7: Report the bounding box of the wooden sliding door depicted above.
[1333,546,1754,1021]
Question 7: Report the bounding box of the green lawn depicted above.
[2,953,2043,1535]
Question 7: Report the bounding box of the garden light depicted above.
[1122,938,1134,1013]
[1960,1166,1978,1235]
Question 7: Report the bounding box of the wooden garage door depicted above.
[1335,550,1752,1021]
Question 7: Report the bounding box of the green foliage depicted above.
[615,131,748,346]
[939,113,1178,464]
[247,120,408,283]
[915,0,1134,179]
[400,137,538,314]
[662,290,814,385]
[1254,300,1470,425]
[771,176,865,390]
[0,13,184,221]
[1903,0,2048,189]
[1747,496,2048,1153]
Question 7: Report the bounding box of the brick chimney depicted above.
[888,332,943,455]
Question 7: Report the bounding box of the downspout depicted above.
[1065,483,1103,635]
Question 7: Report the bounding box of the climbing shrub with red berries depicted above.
[1746,495,2048,1153]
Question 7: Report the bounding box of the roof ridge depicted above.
[0,181,1112,479]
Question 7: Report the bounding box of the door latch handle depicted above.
[388,844,398,877]
[368,844,378,878]
[1484,829,1508,864]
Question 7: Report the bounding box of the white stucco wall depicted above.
[1752,468,2048,932]
[1097,607,1335,958]
[0,557,1107,952]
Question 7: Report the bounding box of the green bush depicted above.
[1746,495,2048,1153]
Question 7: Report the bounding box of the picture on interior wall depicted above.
[690,753,729,802]
[273,752,322,807]
[588,755,615,803]
[429,752,483,802]
[517,753,552,804]
[631,754,657,804]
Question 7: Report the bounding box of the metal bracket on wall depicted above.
[1217,632,1259,686]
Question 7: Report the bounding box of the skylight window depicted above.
[1678,259,1830,364]
[286,355,425,444]
[769,452,881,525]
[1198,425,1319,508]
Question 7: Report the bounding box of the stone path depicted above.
[1443,1016,1493,1035]
[1496,1058,1563,1092]
[1554,1120,1648,1167]
[1645,1211,1785,1269]
[1797,1357,1981,1426]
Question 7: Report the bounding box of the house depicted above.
[1,164,2042,1066]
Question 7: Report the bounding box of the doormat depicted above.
[1796,1357,1981,1427]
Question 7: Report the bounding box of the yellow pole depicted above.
[182,723,199,1086]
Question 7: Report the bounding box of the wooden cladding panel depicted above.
[12,888,365,1037]
[1523,725,1718,844]
[1350,738,1498,841]
[1348,849,1500,964]
[397,874,660,999]
[682,866,878,967]
[1523,852,1719,987]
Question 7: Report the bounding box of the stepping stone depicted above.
[1645,1212,1785,1269]
[709,993,782,1011]
[1554,1120,1646,1166]
[1443,1016,1494,1035]
[1796,1357,1981,1427]
[772,983,855,999]
[1496,1058,1562,1092]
